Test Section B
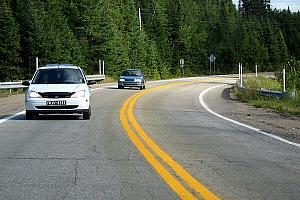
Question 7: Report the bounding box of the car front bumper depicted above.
[118,81,143,87]
[25,97,90,114]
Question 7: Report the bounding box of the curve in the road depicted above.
[120,81,221,200]
[199,84,300,148]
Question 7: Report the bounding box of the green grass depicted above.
[243,76,282,91]
[0,88,25,98]
[235,76,300,115]
[250,97,300,115]
[98,76,117,83]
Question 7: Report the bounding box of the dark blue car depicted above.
[118,69,146,90]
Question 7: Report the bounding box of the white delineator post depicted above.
[99,60,102,75]
[36,57,39,70]
[102,60,105,75]
[283,68,286,92]
[240,63,243,87]
[255,64,258,77]
[139,8,142,31]
[238,63,241,80]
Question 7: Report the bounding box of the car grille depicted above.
[35,105,78,109]
[125,79,134,81]
[38,92,74,98]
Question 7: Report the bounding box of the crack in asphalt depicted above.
[0,157,87,160]
[74,160,79,186]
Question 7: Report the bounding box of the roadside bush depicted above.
[275,58,300,91]
[243,76,282,91]
[0,66,24,81]
[234,76,300,115]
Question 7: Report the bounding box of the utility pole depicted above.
[139,8,142,31]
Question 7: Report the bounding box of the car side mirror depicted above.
[87,80,97,85]
[22,80,30,86]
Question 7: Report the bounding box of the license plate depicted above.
[46,100,66,106]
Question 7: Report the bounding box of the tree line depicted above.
[0,0,299,82]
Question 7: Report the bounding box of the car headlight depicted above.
[71,90,85,98]
[29,91,42,98]
[134,79,141,82]
[119,78,125,82]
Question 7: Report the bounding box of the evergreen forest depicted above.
[0,0,299,81]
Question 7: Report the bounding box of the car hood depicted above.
[28,84,87,93]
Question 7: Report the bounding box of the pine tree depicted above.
[0,0,21,81]
[240,0,271,17]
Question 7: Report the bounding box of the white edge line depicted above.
[199,84,300,148]
[91,87,104,92]
[0,87,105,125]
[0,111,25,124]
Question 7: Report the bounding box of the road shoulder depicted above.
[207,85,300,144]
[0,94,24,119]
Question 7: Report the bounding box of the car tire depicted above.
[143,84,146,89]
[26,111,35,120]
[140,86,143,90]
[83,107,91,120]
[118,85,123,89]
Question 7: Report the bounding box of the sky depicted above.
[233,0,300,12]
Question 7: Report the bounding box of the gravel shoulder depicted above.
[0,94,25,118]
[207,85,300,144]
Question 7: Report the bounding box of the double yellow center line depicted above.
[120,82,221,200]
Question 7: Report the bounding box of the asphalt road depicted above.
[0,77,299,199]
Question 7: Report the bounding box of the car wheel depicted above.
[140,86,143,90]
[26,111,35,120]
[118,85,123,89]
[143,84,146,89]
[83,107,91,120]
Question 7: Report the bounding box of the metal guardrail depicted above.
[236,80,285,99]
[0,75,105,90]
[258,88,285,98]
[85,75,105,81]
[0,82,27,90]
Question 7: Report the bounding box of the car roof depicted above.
[38,64,81,70]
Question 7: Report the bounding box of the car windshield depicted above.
[32,68,85,84]
[121,70,142,77]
